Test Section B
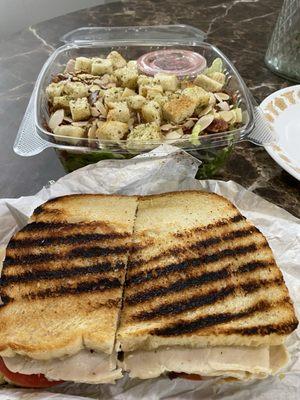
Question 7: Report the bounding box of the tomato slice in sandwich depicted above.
[0,358,63,388]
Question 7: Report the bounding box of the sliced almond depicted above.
[215,92,230,102]
[63,116,73,123]
[89,91,99,105]
[90,84,101,92]
[198,104,213,117]
[197,114,215,131]
[165,128,184,140]
[91,107,100,117]
[218,101,230,111]
[161,123,176,132]
[104,83,117,89]
[190,114,214,145]
[88,125,97,139]
[48,109,64,131]
[95,100,107,117]
[65,59,75,73]
[208,93,216,106]
[72,121,89,127]
[128,118,135,130]
[94,79,103,86]
[182,119,195,129]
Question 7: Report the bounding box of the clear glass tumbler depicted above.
[265,0,300,82]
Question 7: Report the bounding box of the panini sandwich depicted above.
[0,194,138,386]
[0,191,297,386]
[118,191,298,381]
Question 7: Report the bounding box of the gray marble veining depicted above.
[0,0,299,217]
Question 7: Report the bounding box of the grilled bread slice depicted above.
[117,191,298,351]
[0,194,138,360]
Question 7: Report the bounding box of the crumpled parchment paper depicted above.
[0,144,299,400]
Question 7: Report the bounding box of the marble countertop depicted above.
[0,0,299,217]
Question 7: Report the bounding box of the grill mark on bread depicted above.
[126,260,274,305]
[225,319,299,336]
[1,261,124,285]
[174,214,245,238]
[4,245,129,266]
[132,277,281,321]
[192,226,259,249]
[127,243,267,286]
[128,214,246,256]
[129,226,259,269]
[20,221,125,234]
[25,277,122,301]
[32,205,45,215]
[152,300,272,336]
[21,221,79,232]
[127,268,230,305]
[8,232,129,249]
[133,286,235,321]
[240,277,284,294]
[1,290,121,307]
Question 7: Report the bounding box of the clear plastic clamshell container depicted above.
[14,25,255,177]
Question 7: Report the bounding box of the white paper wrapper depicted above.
[0,144,299,400]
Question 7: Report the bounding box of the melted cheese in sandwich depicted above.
[123,345,288,380]
[3,350,122,384]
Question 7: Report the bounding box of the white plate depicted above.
[260,85,300,181]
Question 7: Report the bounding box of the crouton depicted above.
[52,96,71,111]
[127,95,146,110]
[91,59,113,75]
[127,123,162,149]
[121,87,137,99]
[64,81,89,99]
[104,87,124,104]
[107,102,131,123]
[74,57,92,73]
[54,125,85,145]
[145,85,163,97]
[127,60,138,70]
[154,73,179,91]
[69,97,91,121]
[149,93,169,106]
[163,95,196,124]
[182,86,210,107]
[96,120,129,141]
[137,75,154,87]
[107,51,127,69]
[46,82,65,99]
[194,74,223,92]
[141,100,161,124]
[115,67,138,89]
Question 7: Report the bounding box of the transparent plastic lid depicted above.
[15,25,273,160]
[61,25,207,45]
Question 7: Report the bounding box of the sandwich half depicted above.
[117,191,298,381]
[0,194,138,386]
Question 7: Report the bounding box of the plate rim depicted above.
[260,84,300,181]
